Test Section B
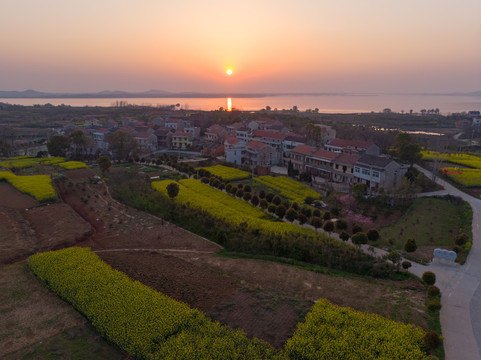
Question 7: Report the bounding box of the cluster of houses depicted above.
[201,118,408,192]
[56,114,408,191]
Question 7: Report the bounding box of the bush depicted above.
[312,209,321,218]
[259,199,269,209]
[298,213,308,225]
[300,207,312,218]
[427,285,440,298]
[339,231,350,242]
[422,271,436,286]
[272,195,282,206]
[423,331,442,354]
[402,261,412,270]
[323,221,334,233]
[267,204,277,214]
[291,202,299,211]
[243,192,251,201]
[426,299,442,311]
[259,190,266,199]
[352,224,362,234]
[251,195,259,207]
[310,216,323,229]
[455,233,469,246]
[351,232,368,246]
[322,211,331,221]
[243,185,251,193]
[265,193,275,202]
[336,219,348,230]
[275,205,286,218]
[236,189,244,198]
[285,208,298,222]
[225,183,232,192]
[404,238,418,253]
[367,228,380,242]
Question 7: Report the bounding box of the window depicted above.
[373,171,380,178]
[354,167,360,173]
[362,168,370,175]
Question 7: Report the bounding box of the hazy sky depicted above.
[1,0,480,93]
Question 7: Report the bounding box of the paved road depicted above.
[413,165,481,360]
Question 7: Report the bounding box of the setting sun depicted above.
[226,68,233,76]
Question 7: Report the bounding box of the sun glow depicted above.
[226,68,233,76]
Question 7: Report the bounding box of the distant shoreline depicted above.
[0,90,480,99]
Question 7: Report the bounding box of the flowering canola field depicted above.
[421,151,481,186]
[28,247,279,360]
[0,171,56,201]
[202,165,251,181]
[285,298,426,360]
[254,176,320,203]
[152,178,316,236]
[29,248,427,359]
[0,156,64,169]
[57,161,88,170]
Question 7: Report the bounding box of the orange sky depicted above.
[1,0,480,93]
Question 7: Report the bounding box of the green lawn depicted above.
[379,197,472,251]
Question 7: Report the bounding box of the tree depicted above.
[268,204,276,213]
[404,238,417,252]
[423,330,442,355]
[272,195,281,206]
[310,216,323,230]
[69,130,90,159]
[351,183,367,202]
[402,260,412,270]
[251,195,259,206]
[422,271,436,285]
[285,208,298,222]
[389,132,421,165]
[166,182,179,199]
[275,205,286,218]
[352,224,362,234]
[260,199,269,209]
[97,155,112,176]
[298,213,308,225]
[107,131,138,161]
[0,139,13,157]
[339,231,350,242]
[47,135,71,157]
[351,232,368,246]
[367,228,380,242]
[304,122,323,146]
[387,250,402,270]
[323,220,334,233]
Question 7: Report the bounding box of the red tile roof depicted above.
[291,144,317,155]
[310,149,339,160]
[224,136,242,145]
[334,153,360,165]
[246,140,269,150]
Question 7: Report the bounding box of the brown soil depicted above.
[0,208,37,264]
[22,203,93,250]
[0,182,38,210]
[98,251,237,312]
[0,263,86,358]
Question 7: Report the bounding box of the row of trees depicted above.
[109,170,395,278]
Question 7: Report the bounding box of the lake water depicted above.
[1,94,479,114]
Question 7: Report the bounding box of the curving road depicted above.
[413,165,481,360]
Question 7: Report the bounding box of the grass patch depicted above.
[379,197,472,257]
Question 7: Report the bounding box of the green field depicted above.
[379,197,472,257]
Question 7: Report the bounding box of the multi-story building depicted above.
[325,138,380,155]
[353,154,408,190]
[171,132,193,149]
